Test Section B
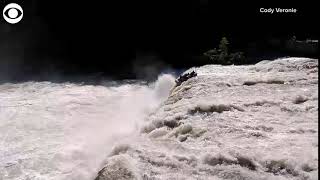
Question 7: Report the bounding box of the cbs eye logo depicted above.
[3,3,23,24]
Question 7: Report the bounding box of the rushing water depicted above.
[1,58,318,180]
[0,74,176,180]
[95,58,318,180]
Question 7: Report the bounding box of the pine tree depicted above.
[219,37,229,55]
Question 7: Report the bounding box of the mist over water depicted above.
[0,74,176,180]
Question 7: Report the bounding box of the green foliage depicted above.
[230,52,245,64]
[219,37,229,55]
[203,37,246,65]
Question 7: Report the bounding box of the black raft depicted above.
[175,70,197,87]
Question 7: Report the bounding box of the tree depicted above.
[203,36,246,65]
[219,37,229,55]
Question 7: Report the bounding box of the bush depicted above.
[204,37,246,65]
[219,37,229,55]
[229,52,245,64]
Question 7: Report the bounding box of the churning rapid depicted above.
[0,57,318,180]
[96,57,318,180]
[0,74,176,180]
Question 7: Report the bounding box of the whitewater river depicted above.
[0,57,318,180]
[0,75,176,180]
[96,58,318,180]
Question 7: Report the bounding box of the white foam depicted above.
[0,74,176,180]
